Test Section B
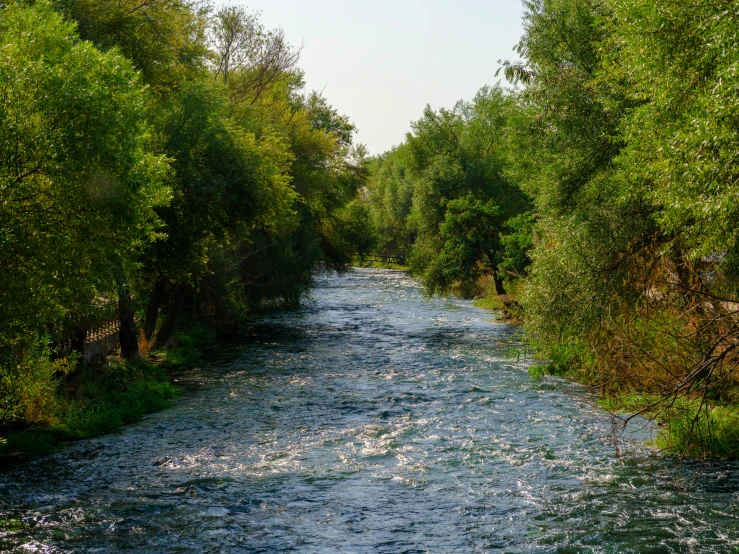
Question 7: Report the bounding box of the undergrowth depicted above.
[355,260,412,271]
[601,393,739,460]
[0,358,179,459]
[153,323,217,366]
[0,322,220,461]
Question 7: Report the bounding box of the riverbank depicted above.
[472,276,522,323]
[470,274,739,460]
[0,359,178,465]
[355,260,412,271]
[0,324,216,465]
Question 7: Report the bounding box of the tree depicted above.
[52,0,208,92]
[208,5,300,103]
[369,85,529,297]
[426,196,504,297]
[0,1,168,418]
[366,145,416,262]
[141,80,294,347]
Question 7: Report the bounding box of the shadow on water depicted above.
[1,268,738,553]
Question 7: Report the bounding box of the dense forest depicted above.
[0,0,373,451]
[3,0,739,460]
[366,0,739,458]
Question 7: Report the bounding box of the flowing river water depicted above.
[2,269,739,553]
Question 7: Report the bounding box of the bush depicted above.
[157,323,217,366]
[0,339,76,428]
[0,357,179,458]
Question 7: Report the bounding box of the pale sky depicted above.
[218,1,525,155]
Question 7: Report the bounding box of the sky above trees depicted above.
[218,0,524,154]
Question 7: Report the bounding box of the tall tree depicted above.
[0,1,168,415]
[52,0,208,92]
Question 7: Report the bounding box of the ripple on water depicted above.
[1,268,739,553]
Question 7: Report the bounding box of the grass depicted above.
[599,392,658,415]
[0,357,179,460]
[473,293,505,310]
[656,399,739,459]
[152,323,217,366]
[355,260,411,271]
[600,392,739,459]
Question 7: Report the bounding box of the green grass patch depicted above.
[600,392,739,459]
[657,399,739,459]
[525,337,596,382]
[473,294,505,310]
[0,358,179,458]
[599,392,660,415]
[155,323,217,366]
[527,363,569,381]
[355,260,411,271]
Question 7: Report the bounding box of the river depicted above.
[1,269,738,552]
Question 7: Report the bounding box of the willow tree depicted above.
[503,0,739,456]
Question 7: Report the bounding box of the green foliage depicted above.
[143,79,293,287]
[365,144,416,262]
[367,85,531,297]
[0,341,76,427]
[157,323,217,366]
[605,0,739,264]
[0,1,168,386]
[52,0,208,91]
[426,196,503,296]
[0,0,375,439]
[323,200,377,267]
[657,402,739,460]
[0,358,178,457]
[499,212,536,280]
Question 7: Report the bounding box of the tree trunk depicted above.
[71,327,86,369]
[152,283,186,351]
[483,249,506,296]
[118,302,139,360]
[493,271,507,296]
[143,280,166,342]
[113,256,140,360]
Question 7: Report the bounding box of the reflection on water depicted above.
[1,269,738,552]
